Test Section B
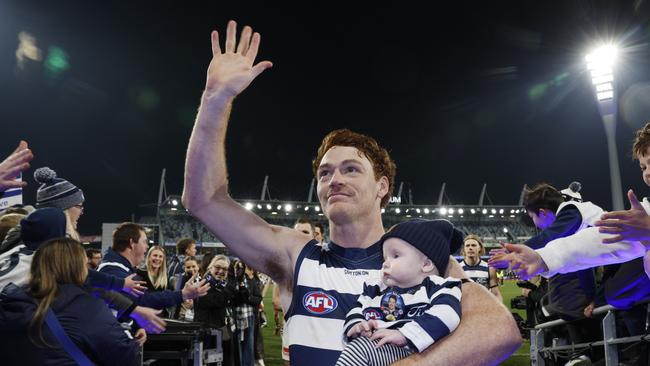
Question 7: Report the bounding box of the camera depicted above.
[515,280,537,291]
[511,295,528,310]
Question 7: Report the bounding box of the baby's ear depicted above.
[422,258,438,276]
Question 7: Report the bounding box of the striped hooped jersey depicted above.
[460,259,490,289]
[285,240,384,366]
[342,275,462,352]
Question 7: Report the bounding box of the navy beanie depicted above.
[34,167,84,210]
[382,219,464,274]
[21,207,67,250]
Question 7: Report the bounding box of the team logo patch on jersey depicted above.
[362,309,382,320]
[303,291,338,315]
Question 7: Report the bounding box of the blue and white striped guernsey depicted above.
[342,274,462,352]
[460,259,490,289]
[285,240,384,365]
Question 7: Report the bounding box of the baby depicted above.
[336,219,464,366]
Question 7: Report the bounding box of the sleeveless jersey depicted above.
[285,240,383,366]
[461,259,490,289]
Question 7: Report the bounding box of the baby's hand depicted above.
[370,329,407,347]
[346,320,377,338]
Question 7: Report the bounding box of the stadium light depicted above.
[440,207,447,215]
[314,206,320,212]
[586,45,617,101]
[244,202,254,210]
[284,204,293,212]
[171,199,179,206]
[424,208,430,214]
[585,44,624,210]
[448,208,454,215]
[482,208,487,214]
[470,208,476,214]
[266,204,272,210]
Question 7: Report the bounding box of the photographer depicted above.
[230,259,263,366]
[515,277,549,328]
[195,255,236,366]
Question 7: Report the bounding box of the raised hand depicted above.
[181,273,211,300]
[205,20,273,99]
[488,243,547,280]
[0,141,33,192]
[595,189,650,245]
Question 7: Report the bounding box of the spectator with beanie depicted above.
[31,167,148,297]
[33,167,84,241]
[337,219,463,366]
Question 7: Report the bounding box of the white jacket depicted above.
[538,199,650,276]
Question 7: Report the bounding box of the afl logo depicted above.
[303,291,338,315]
[362,309,382,320]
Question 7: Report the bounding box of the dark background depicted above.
[2,0,650,235]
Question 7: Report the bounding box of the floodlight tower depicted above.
[586,45,624,210]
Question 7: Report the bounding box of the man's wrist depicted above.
[202,89,235,105]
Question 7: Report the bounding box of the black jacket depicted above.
[195,281,235,327]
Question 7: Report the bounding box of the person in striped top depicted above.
[461,235,502,302]
[337,219,463,366]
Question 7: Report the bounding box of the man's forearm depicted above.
[394,283,521,365]
[183,92,234,211]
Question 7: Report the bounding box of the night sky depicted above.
[2,0,650,235]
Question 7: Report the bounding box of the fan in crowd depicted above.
[1,238,140,365]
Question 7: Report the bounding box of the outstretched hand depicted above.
[205,20,273,99]
[123,273,147,297]
[488,243,547,280]
[595,189,650,245]
[130,306,166,334]
[0,141,33,192]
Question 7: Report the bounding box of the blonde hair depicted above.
[208,255,230,273]
[145,246,168,289]
[63,209,80,241]
[462,234,485,256]
[29,238,87,346]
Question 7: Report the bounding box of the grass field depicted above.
[260,280,531,365]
